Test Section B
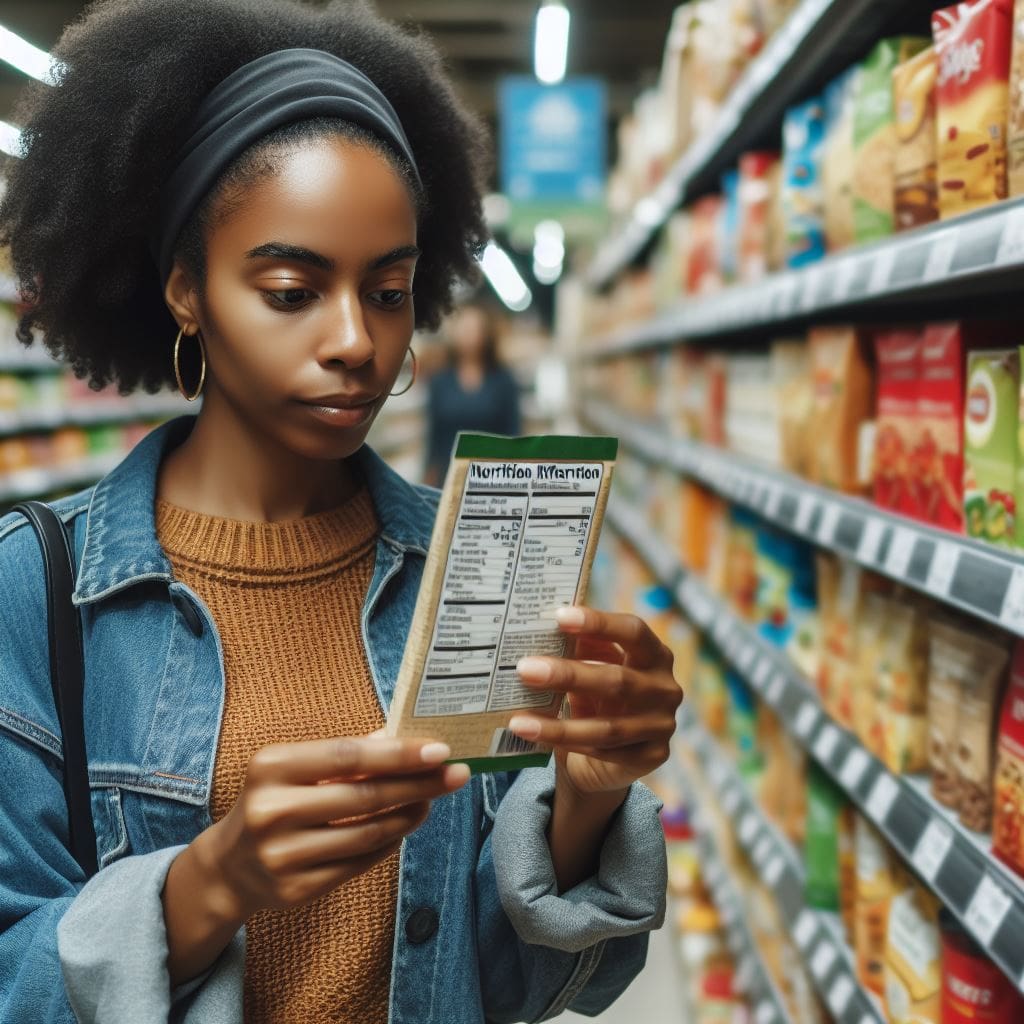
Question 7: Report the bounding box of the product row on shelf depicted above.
[591,0,1024,294]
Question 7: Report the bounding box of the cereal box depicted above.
[823,66,859,251]
[781,97,827,268]
[893,46,940,230]
[963,348,1019,546]
[854,38,929,243]
[874,330,923,517]
[914,325,966,532]
[993,641,1024,876]
[933,0,1014,219]
[1008,0,1024,194]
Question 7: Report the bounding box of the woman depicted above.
[0,2,682,1022]
[424,302,521,487]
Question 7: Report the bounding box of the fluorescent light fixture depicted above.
[0,119,23,158]
[532,219,564,284]
[0,24,62,84]
[534,2,570,85]
[479,241,532,313]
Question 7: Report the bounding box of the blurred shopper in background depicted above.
[424,301,522,486]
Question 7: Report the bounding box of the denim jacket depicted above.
[0,413,666,1024]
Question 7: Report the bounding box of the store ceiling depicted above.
[0,0,678,161]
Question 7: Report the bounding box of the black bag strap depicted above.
[12,499,99,879]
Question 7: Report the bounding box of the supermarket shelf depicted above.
[605,496,1024,995]
[670,760,798,1024]
[0,397,192,437]
[0,352,63,373]
[0,452,125,504]
[584,197,1024,355]
[586,0,938,290]
[679,707,886,1024]
[584,401,1024,640]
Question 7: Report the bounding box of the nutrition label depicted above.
[413,459,604,717]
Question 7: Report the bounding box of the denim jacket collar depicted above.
[72,413,436,607]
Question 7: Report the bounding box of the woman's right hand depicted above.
[163,736,468,986]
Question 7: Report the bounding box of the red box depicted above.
[874,329,923,517]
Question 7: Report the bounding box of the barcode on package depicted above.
[488,728,541,758]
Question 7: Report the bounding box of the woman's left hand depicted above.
[510,606,683,798]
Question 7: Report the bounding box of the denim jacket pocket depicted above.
[90,786,129,870]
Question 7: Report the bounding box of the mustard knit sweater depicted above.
[155,486,398,1023]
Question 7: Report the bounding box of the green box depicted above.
[964,349,1019,546]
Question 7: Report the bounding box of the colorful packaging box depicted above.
[737,151,779,283]
[823,66,860,250]
[893,46,940,230]
[963,348,1019,546]
[874,330,923,517]
[914,324,967,532]
[854,37,930,243]
[1009,0,1024,194]
[686,194,725,295]
[781,97,827,268]
[993,641,1024,877]
[933,0,1014,219]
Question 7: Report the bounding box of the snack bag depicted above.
[884,869,942,1024]
[808,327,875,494]
[893,46,940,229]
[823,66,860,251]
[1009,0,1024,194]
[993,640,1024,875]
[854,816,896,1002]
[933,0,1014,218]
[874,330,923,517]
[875,599,930,774]
[772,339,813,478]
[963,348,1019,546]
[854,37,929,243]
[913,324,967,531]
[781,97,827,268]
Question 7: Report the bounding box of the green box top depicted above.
[454,433,618,461]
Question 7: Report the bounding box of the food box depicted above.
[993,641,1024,876]
[933,0,1014,219]
[893,46,940,229]
[854,37,930,243]
[781,97,827,268]
[963,348,1019,545]
[874,330,923,517]
[1008,0,1024,194]
[823,66,859,250]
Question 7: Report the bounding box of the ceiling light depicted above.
[479,241,532,313]
[534,2,570,86]
[0,119,23,158]
[532,220,565,284]
[0,24,62,84]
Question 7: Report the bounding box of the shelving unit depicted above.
[0,452,126,504]
[0,396,192,437]
[583,401,1024,639]
[605,496,1024,997]
[587,0,941,290]
[678,705,886,1024]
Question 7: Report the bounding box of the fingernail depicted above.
[421,742,451,763]
[517,657,552,682]
[509,716,542,740]
[555,606,586,628]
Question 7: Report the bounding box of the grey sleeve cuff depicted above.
[491,761,667,953]
[56,845,245,1024]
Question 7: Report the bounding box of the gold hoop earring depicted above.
[173,327,206,402]
[389,348,417,397]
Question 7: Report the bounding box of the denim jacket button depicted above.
[171,592,204,638]
[404,907,438,944]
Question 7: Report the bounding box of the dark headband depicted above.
[150,47,421,284]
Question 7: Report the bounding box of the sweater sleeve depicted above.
[473,760,666,1022]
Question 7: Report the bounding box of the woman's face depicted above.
[451,306,490,362]
[183,136,418,460]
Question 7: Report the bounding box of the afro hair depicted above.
[0,0,491,395]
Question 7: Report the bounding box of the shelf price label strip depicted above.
[605,499,1024,996]
[585,403,1024,641]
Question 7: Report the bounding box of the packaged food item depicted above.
[928,620,972,807]
[853,591,891,751]
[884,867,942,1024]
[963,348,1019,546]
[913,324,966,531]
[718,169,741,285]
[993,640,1024,874]
[933,0,1014,219]
[822,66,860,251]
[781,97,827,268]
[1008,0,1024,194]
[854,37,929,243]
[687,194,726,295]
[695,643,730,737]
[808,327,875,493]
[737,151,780,283]
[874,330,923,517]
[940,909,1024,1021]
[804,762,844,911]
[893,46,940,229]
[838,804,857,939]
[854,816,896,1002]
